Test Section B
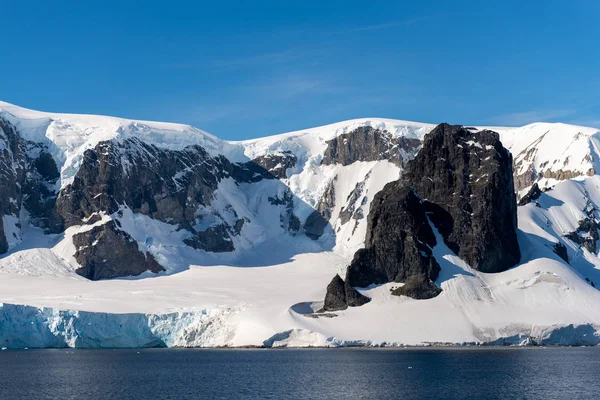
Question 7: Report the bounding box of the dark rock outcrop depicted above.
[553,242,569,264]
[319,274,370,312]
[320,275,348,311]
[56,138,274,228]
[321,126,420,167]
[339,178,367,225]
[54,137,315,278]
[252,151,297,179]
[565,203,600,254]
[55,138,300,255]
[391,274,442,299]
[345,186,440,289]
[322,123,521,310]
[518,183,542,206]
[0,118,63,254]
[183,224,234,253]
[268,190,301,234]
[304,178,336,240]
[402,123,520,273]
[72,221,164,280]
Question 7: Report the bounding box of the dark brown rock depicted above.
[72,221,164,280]
[553,242,569,264]
[391,274,442,299]
[183,224,235,253]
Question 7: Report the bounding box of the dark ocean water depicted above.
[1,348,599,399]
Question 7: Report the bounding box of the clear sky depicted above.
[2,0,599,139]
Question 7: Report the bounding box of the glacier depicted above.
[0,303,238,349]
[2,302,600,349]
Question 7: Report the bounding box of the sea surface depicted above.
[1,347,599,399]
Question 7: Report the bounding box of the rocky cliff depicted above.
[54,138,319,279]
[0,117,62,253]
[402,124,520,273]
[321,126,420,167]
[322,123,521,310]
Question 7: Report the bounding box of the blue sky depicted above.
[2,0,599,139]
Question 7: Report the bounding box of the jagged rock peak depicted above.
[322,123,521,309]
[319,274,370,312]
[402,123,520,273]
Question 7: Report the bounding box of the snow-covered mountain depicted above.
[1,100,600,348]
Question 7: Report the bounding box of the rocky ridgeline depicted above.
[6,118,590,286]
[55,138,318,279]
[57,137,275,229]
[512,131,597,193]
[322,123,521,311]
[302,126,419,240]
[0,120,324,280]
[252,151,297,179]
[321,126,420,167]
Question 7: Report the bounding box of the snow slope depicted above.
[2,101,600,348]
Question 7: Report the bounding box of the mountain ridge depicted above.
[2,101,600,348]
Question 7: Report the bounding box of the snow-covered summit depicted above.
[3,100,599,193]
[237,118,434,161]
[0,101,239,187]
[492,123,600,193]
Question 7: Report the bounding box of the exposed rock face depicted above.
[252,151,297,179]
[56,138,273,228]
[518,183,542,206]
[268,190,301,234]
[304,178,336,240]
[320,275,348,311]
[322,123,521,310]
[72,221,163,280]
[55,138,288,253]
[512,131,597,192]
[345,186,440,289]
[565,202,600,254]
[0,118,63,254]
[553,242,569,264]
[391,275,442,299]
[184,224,234,253]
[514,164,537,193]
[402,123,520,273]
[319,274,370,312]
[339,177,367,226]
[321,126,420,167]
[56,138,310,277]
